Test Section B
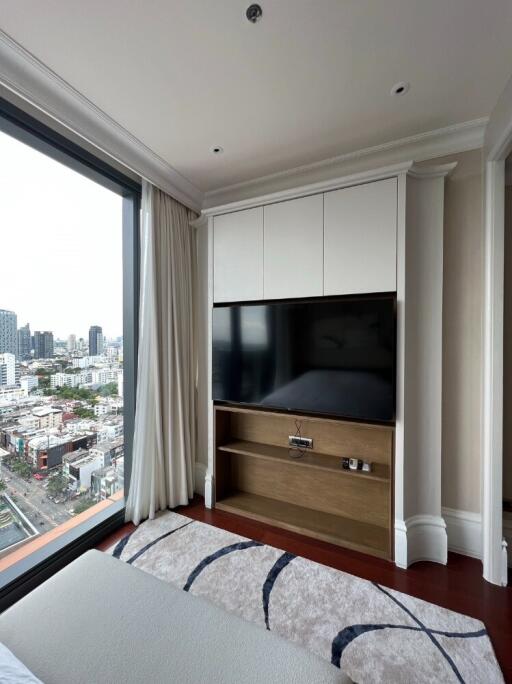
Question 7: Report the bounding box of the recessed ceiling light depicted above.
[211,146,224,155]
[390,81,410,96]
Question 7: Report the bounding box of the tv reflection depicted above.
[212,297,395,423]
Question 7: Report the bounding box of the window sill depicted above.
[0,494,125,611]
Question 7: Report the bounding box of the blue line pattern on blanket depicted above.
[183,540,263,592]
[112,531,135,559]
[126,521,194,565]
[330,583,488,682]
[262,552,296,630]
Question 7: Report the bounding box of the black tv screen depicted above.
[212,294,396,423]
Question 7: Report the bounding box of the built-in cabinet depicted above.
[263,194,323,299]
[213,206,263,302]
[213,178,398,303]
[206,161,455,568]
[324,178,397,295]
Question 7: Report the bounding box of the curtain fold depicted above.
[126,181,197,525]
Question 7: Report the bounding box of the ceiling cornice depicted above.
[202,161,415,217]
[0,29,204,212]
[203,117,487,210]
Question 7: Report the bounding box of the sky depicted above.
[0,129,123,340]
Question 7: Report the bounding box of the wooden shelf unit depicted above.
[214,405,394,560]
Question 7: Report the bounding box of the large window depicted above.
[0,99,139,593]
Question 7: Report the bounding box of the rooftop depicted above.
[32,407,63,417]
[0,495,38,556]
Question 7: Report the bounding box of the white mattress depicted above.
[0,550,350,684]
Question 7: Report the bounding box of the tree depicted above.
[0,480,6,494]
[47,472,69,499]
[73,497,96,515]
[99,382,118,397]
[73,406,95,419]
[12,460,32,480]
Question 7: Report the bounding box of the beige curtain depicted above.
[126,181,197,524]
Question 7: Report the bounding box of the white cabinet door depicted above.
[264,194,323,299]
[324,178,397,295]
[213,207,263,302]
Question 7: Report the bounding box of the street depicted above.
[1,466,73,529]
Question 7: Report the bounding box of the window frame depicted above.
[0,97,140,611]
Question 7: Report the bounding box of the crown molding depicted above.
[0,29,203,212]
[202,160,459,217]
[408,161,458,179]
[204,118,487,209]
[203,161,415,216]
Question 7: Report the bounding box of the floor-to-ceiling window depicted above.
[0,98,138,598]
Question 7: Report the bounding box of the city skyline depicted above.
[0,130,123,339]
[1,307,120,345]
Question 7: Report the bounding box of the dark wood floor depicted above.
[99,497,512,683]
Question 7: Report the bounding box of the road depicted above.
[1,466,73,530]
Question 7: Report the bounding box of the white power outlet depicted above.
[288,435,313,449]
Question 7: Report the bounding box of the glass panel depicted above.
[0,129,125,562]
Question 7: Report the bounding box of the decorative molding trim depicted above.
[204,471,214,509]
[482,160,506,586]
[203,161,415,216]
[202,161,459,217]
[442,507,482,560]
[194,462,207,497]
[0,29,203,211]
[394,518,408,569]
[407,162,458,179]
[204,118,487,209]
[403,514,448,566]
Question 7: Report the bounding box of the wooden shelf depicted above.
[218,440,390,482]
[216,492,390,559]
[214,405,394,561]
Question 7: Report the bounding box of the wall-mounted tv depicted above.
[212,294,396,423]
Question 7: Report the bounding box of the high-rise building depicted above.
[0,353,16,386]
[34,331,54,359]
[67,334,77,352]
[89,325,103,356]
[17,323,31,360]
[0,309,17,357]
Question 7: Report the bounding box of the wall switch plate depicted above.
[288,435,313,449]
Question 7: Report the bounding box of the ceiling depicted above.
[1,0,512,194]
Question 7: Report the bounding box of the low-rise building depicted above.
[20,375,38,394]
[28,431,96,471]
[96,416,123,442]
[31,406,63,429]
[0,387,26,405]
[50,371,91,389]
[0,353,16,387]
[88,438,124,468]
[63,449,103,492]
[70,356,102,369]
[91,457,124,500]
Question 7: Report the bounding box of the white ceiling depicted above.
[1,0,512,194]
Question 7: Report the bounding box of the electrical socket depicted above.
[288,435,313,449]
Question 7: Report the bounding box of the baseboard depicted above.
[394,515,448,567]
[405,514,448,565]
[394,519,408,569]
[194,461,207,497]
[442,507,482,560]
